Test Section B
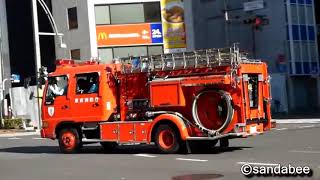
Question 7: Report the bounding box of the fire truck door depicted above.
[242,74,264,120]
[43,76,71,120]
[71,72,102,121]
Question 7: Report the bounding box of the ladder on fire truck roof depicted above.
[118,44,255,74]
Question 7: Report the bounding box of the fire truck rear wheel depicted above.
[154,124,181,154]
[58,128,82,154]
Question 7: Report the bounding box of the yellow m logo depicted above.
[98,32,107,40]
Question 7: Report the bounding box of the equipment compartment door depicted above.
[119,123,134,142]
[243,74,264,120]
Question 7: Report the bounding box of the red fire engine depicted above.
[38,45,274,153]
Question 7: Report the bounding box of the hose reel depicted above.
[192,90,234,136]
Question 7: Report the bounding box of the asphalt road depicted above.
[0,123,319,180]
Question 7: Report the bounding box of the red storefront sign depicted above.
[96,24,153,46]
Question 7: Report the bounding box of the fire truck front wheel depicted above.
[154,124,181,154]
[58,128,82,154]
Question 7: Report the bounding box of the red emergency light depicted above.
[56,59,75,66]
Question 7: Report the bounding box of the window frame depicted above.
[75,72,100,95]
[45,75,69,105]
[95,2,161,25]
[67,7,78,30]
[71,49,81,60]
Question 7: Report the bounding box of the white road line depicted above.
[275,128,288,131]
[8,137,21,140]
[133,154,157,158]
[276,119,320,124]
[299,125,315,128]
[289,150,320,154]
[176,158,208,162]
[237,162,279,166]
[32,137,45,140]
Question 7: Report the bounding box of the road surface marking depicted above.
[32,137,45,140]
[133,154,157,158]
[276,119,320,124]
[299,125,315,129]
[176,158,208,162]
[8,137,21,140]
[275,128,288,131]
[237,162,279,166]
[289,150,320,154]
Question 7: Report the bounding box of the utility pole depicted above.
[31,0,42,130]
[0,13,4,128]
[31,0,66,129]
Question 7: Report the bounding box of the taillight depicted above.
[234,123,246,133]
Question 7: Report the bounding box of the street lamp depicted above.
[32,0,66,129]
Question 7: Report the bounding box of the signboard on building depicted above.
[160,0,187,53]
[96,23,163,47]
[244,0,264,12]
[276,54,287,73]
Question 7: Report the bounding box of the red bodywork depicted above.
[40,58,273,145]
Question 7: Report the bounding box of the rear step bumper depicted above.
[186,132,263,141]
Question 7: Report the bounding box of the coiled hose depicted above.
[192,90,234,135]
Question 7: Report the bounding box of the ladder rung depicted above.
[119,45,249,74]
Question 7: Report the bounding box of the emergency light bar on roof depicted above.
[55,59,75,66]
[55,59,100,66]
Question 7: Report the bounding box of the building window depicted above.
[306,6,314,25]
[144,2,161,23]
[291,5,298,24]
[98,48,113,63]
[68,7,78,29]
[95,5,110,25]
[71,49,81,60]
[113,46,148,58]
[148,45,163,55]
[95,2,161,25]
[98,45,163,63]
[110,4,145,24]
[298,6,306,24]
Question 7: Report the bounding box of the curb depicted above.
[275,119,320,124]
[0,130,40,137]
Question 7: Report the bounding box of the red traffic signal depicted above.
[243,15,269,30]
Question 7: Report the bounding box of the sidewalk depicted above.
[0,129,40,137]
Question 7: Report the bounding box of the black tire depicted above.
[154,124,181,154]
[220,138,229,148]
[100,142,118,152]
[58,128,82,154]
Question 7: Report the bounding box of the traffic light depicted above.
[243,15,269,31]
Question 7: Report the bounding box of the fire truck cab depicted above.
[40,46,274,154]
